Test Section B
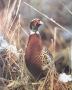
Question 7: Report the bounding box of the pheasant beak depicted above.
[39,21,44,25]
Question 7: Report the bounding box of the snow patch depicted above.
[59,73,72,83]
[0,33,19,57]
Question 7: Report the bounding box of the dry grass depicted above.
[0,0,72,90]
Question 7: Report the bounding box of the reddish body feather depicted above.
[25,34,45,80]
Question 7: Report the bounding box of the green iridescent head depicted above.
[30,18,43,32]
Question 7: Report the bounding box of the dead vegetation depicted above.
[0,0,72,90]
[0,48,72,90]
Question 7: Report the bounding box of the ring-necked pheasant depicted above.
[25,18,52,80]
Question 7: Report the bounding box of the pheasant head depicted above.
[30,18,43,33]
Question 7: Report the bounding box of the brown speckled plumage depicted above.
[25,34,45,80]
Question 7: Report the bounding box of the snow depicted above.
[7,45,19,57]
[58,73,72,83]
[0,34,9,50]
[0,33,19,57]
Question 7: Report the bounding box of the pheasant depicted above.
[25,18,52,80]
